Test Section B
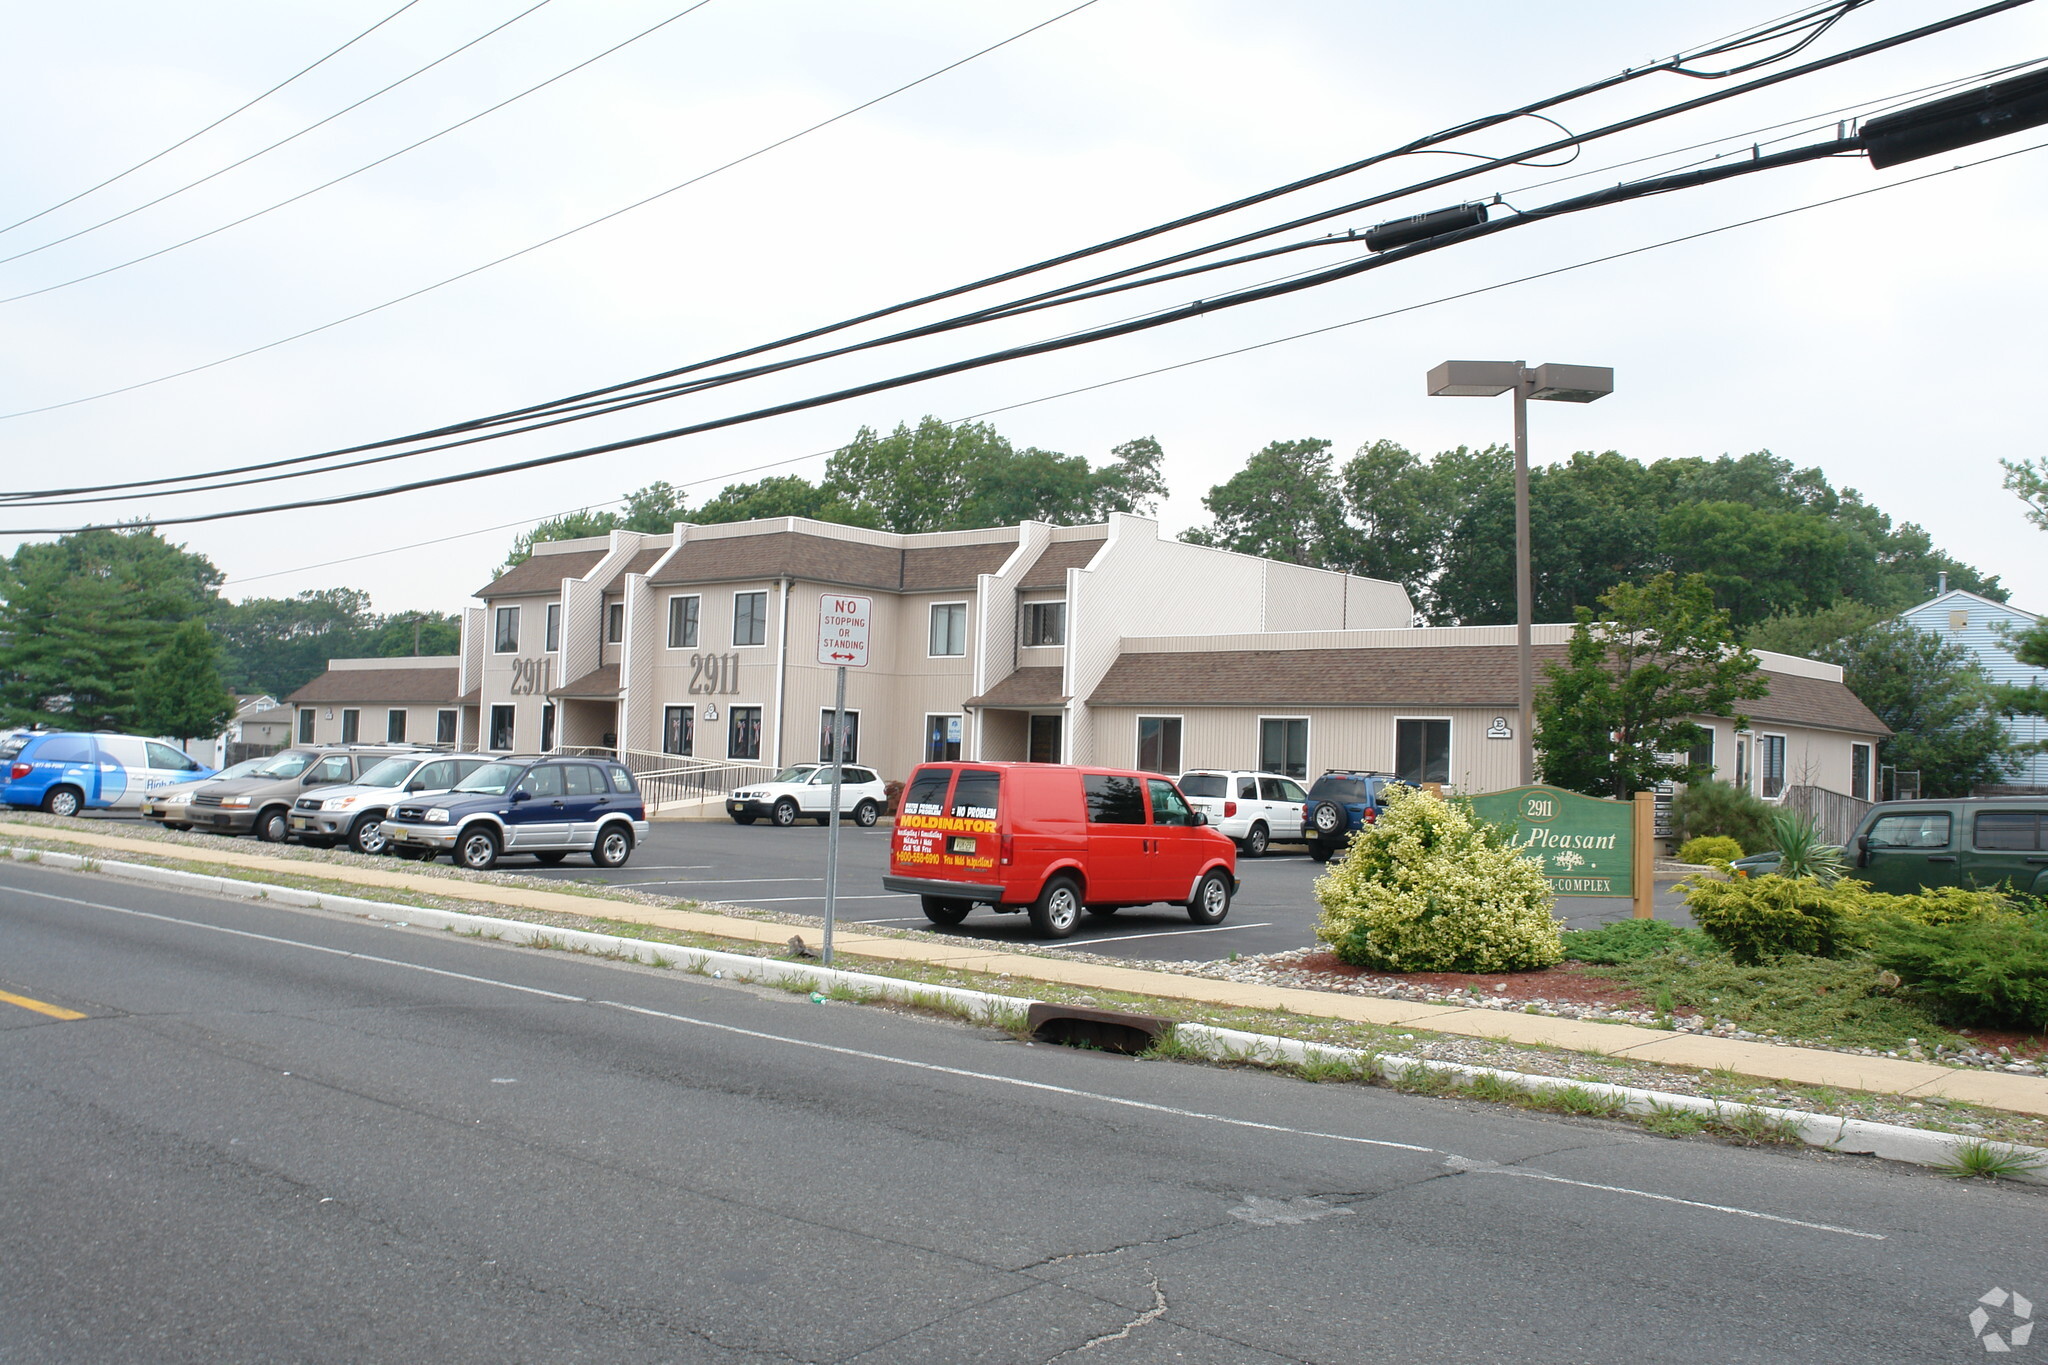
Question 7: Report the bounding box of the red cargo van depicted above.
[882,761,1238,938]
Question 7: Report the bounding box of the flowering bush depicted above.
[1314,786,1563,972]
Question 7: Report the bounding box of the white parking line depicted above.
[662,877,825,886]
[724,893,912,904]
[1045,921,1274,947]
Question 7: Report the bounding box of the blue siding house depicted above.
[1897,586,2048,791]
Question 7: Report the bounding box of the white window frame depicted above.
[1258,715,1310,779]
[1851,742,1873,803]
[386,709,407,743]
[728,704,763,760]
[666,594,701,650]
[1759,731,1789,801]
[606,601,624,645]
[1393,715,1453,788]
[489,705,516,752]
[928,601,969,658]
[733,591,768,648]
[1022,600,1066,648]
[544,602,561,653]
[924,713,964,763]
[662,705,695,757]
[436,709,458,745]
[820,708,861,764]
[297,709,315,744]
[1135,714,1183,775]
[493,605,520,654]
[340,708,360,743]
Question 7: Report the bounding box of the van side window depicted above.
[1148,779,1194,826]
[902,768,952,816]
[1083,774,1145,825]
[1974,812,2043,851]
[1866,812,1951,849]
[38,735,93,763]
[950,770,1000,820]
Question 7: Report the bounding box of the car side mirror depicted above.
[1194,811,1209,826]
[406,781,425,793]
[512,789,531,803]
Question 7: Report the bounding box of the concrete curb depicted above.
[11,843,2044,1185]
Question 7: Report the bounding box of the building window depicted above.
[340,709,360,743]
[545,603,561,653]
[1023,601,1065,647]
[298,709,314,744]
[1851,742,1873,803]
[929,602,967,657]
[494,606,519,653]
[820,709,860,763]
[606,602,624,644]
[729,705,762,760]
[386,709,407,743]
[1259,717,1308,779]
[733,591,767,647]
[1734,736,1749,791]
[1760,733,1788,800]
[663,705,694,756]
[1394,718,1451,786]
[1687,728,1714,778]
[489,705,515,751]
[1136,716,1182,774]
[667,595,700,649]
[437,710,457,745]
[1028,714,1062,764]
[925,714,963,762]
[540,703,556,752]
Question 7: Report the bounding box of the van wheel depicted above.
[1029,876,1083,939]
[256,808,290,843]
[772,799,799,827]
[592,825,633,868]
[920,896,970,926]
[348,816,389,856]
[1242,822,1269,858]
[1187,870,1232,925]
[853,800,879,828]
[41,786,83,818]
[457,827,500,871]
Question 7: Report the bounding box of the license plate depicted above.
[213,815,230,826]
[290,817,312,829]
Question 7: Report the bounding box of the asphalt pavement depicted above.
[3,858,2040,1364]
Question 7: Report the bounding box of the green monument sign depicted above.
[1468,784,1636,899]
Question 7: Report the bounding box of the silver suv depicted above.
[288,752,492,855]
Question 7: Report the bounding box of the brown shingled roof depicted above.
[902,541,1017,591]
[476,549,606,598]
[650,531,904,589]
[601,546,666,587]
[964,667,1066,708]
[1020,536,1105,589]
[1089,645,1888,736]
[551,664,621,699]
[287,667,460,706]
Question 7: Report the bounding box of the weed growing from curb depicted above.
[1936,1140,2047,1181]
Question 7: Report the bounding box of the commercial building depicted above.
[287,656,462,749]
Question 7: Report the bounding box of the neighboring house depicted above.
[217,693,294,765]
[287,657,463,749]
[1897,585,2048,792]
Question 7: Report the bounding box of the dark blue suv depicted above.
[1301,770,1401,863]
[380,755,651,870]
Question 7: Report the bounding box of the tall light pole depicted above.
[1426,360,1613,787]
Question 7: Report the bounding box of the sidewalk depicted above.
[7,820,2044,1118]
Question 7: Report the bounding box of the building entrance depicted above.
[1028,713,1063,764]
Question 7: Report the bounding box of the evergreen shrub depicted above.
[1314,787,1563,972]
[1669,779,1776,852]
[1676,835,1744,865]
[1865,915,2048,1030]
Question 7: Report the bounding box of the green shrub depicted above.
[1315,786,1563,972]
[1865,915,2048,1030]
[1609,944,1949,1051]
[1677,835,1744,865]
[1561,918,1712,965]
[1669,779,1776,852]
[1681,873,1859,963]
[1766,809,1845,884]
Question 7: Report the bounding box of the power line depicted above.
[213,132,2048,589]
[0,0,424,238]
[0,0,721,305]
[14,132,2039,538]
[5,0,1968,497]
[0,0,558,268]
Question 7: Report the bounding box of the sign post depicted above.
[815,594,872,965]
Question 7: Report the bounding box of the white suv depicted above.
[727,764,888,828]
[288,752,491,854]
[1176,770,1309,857]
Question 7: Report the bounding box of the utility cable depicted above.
[0,0,424,237]
[14,130,2040,537]
[0,0,720,305]
[0,0,557,267]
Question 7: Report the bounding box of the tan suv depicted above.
[185,746,425,843]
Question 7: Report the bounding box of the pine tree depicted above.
[136,619,236,743]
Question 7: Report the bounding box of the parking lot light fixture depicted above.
[1427,360,1614,786]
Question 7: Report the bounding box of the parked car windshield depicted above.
[1308,776,1372,802]
[1177,774,1227,798]
[357,757,420,788]
[209,758,268,781]
[773,765,822,784]
[249,751,317,779]
[453,762,525,796]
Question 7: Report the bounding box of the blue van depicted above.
[1,731,214,815]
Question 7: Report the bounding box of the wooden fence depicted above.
[1783,784,1872,845]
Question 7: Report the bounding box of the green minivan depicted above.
[1850,798,2048,895]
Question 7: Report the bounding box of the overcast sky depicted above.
[3,0,2044,619]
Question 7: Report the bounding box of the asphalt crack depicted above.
[1047,1269,1167,1361]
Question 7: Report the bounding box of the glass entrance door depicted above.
[1027,713,1062,764]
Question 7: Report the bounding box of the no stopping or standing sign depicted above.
[817,594,872,668]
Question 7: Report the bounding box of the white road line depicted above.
[721,893,911,904]
[660,877,825,886]
[2,879,1886,1243]
[1045,921,1274,947]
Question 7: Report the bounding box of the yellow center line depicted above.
[0,988,87,1021]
